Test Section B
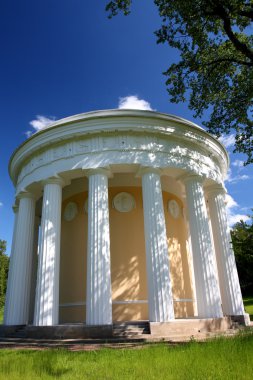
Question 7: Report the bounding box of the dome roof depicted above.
[9,109,228,193]
[33,109,205,134]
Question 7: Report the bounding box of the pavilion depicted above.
[3,109,249,337]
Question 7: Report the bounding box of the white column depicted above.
[206,185,244,316]
[34,178,64,326]
[4,193,36,325]
[182,200,198,317]
[141,167,174,322]
[86,168,112,325]
[29,216,40,324]
[4,205,19,324]
[183,175,223,318]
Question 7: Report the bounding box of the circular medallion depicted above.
[64,202,78,221]
[168,199,180,219]
[113,192,135,213]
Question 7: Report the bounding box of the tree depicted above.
[106,1,253,164]
[231,214,253,295]
[0,240,9,308]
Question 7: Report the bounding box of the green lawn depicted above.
[0,299,252,379]
[0,306,3,324]
[244,296,253,319]
[0,333,253,380]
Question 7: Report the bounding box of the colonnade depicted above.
[4,167,245,326]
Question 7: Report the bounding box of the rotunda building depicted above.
[4,109,248,332]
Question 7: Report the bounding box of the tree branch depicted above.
[238,9,253,21]
[202,57,253,67]
[214,4,253,62]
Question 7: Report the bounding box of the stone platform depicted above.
[0,316,250,341]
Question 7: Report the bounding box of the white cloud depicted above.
[225,194,250,227]
[118,95,153,111]
[225,168,232,182]
[25,115,56,138]
[232,159,244,168]
[0,202,3,207]
[225,174,250,184]
[30,115,56,131]
[218,134,235,149]
[225,194,238,209]
[240,206,252,212]
[227,213,250,226]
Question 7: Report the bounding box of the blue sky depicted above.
[0,0,252,254]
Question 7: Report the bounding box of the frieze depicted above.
[16,132,223,186]
[53,145,68,160]
[75,140,90,154]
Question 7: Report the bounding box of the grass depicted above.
[0,306,3,324]
[244,296,253,319]
[0,298,252,379]
[0,332,253,380]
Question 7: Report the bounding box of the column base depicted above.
[230,314,251,326]
[0,324,113,339]
[149,317,240,336]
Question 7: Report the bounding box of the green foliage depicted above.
[106,1,253,164]
[0,240,9,309]
[0,334,253,379]
[243,296,253,319]
[231,213,253,295]
[0,306,3,324]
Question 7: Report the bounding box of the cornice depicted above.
[9,110,229,185]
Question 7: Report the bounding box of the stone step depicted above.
[0,329,242,349]
[113,321,150,336]
[6,325,27,338]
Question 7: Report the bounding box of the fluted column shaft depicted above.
[207,186,244,315]
[184,175,223,318]
[141,168,174,322]
[4,194,35,325]
[34,178,63,326]
[29,216,40,323]
[4,205,19,324]
[86,169,112,325]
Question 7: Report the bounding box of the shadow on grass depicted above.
[0,306,4,324]
[243,296,253,320]
[22,351,71,378]
[243,297,253,306]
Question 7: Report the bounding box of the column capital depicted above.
[178,173,205,185]
[136,166,162,177]
[42,176,66,187]
[85,167,113,178]
[12,204,19,214]
[205,184,226,198]
[16,191,36,201]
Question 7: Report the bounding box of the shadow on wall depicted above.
[59,191,88,323]
[58,185,196,323]
[163,192,195,318]
[110,187,148,321]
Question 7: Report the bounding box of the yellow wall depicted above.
[109,187,148,321]
[59,186,194,323]
[60,192,88,323]
[163,193,194,317]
